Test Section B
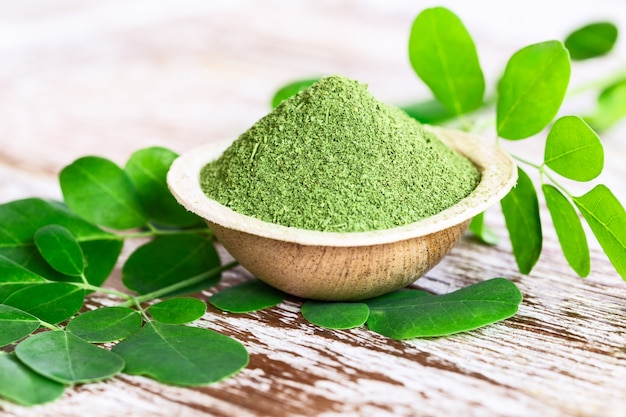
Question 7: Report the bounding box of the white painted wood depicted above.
[1,1,625,416]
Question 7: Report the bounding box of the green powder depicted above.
[200,75,480,232]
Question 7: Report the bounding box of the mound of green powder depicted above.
[200,75,480,232]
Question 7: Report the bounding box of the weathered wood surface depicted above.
[1,1,625,416]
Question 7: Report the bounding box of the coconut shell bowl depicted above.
[167,126,517,301]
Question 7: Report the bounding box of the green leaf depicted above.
[3,283,85,325]
[34,225,84,276]
[148,297,207,324]
[544,116,604,181]
[15,331,125,384]
[400,99,456,124]
[66,307,142,343]
[573,185,626,280]
[125,147,202,227]
[500,168,542,274]
[366,278,522,339]
[0,198,122,287]
[0,353,65,406]
[408,7,485,115]
[365,289,432,309]
[122,234,221,295]
[208,279,285,313]
[586,79,626,132]
[301,301,369,330]
[468,212,499,245]
[542,184,590,277]
[0,254,48,299]
[564,22,618,61]
[271,78,319,108]
[112,322,249,386]
[60,156,148,230]
[0,305,40,347]
[497,41,571,139]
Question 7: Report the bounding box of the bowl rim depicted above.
[167,126,517,247]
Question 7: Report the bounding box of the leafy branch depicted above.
[271,8,626,280]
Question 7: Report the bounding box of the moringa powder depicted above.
[200,75,480,232]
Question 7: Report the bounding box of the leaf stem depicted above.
[115,227,213,240]
[510,154,542,170]
[38,320,61,331]
[118,260,239,307]
[81,283,134,301]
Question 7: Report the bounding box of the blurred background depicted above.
[1,0,625,201]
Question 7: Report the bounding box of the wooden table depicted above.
[1,2,625,416]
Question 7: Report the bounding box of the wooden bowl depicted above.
[167,126,517,301]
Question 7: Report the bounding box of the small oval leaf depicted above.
[148,298,207,324]
[209,279,285,313]
[122,234,221,295]
[409,7,485,115]
[125,147,202,227]
[0,304,41,347]
[366,278,522,339]
[301,301,369,330]
[543,184,590,277]
[66,307,142,343]
[500,168,542,274]
[573,185,626,280]
[400,99,456,125]
[0,353,66,406]
[15,331,125,384]
[468,212,499,245]
[271,78,320,108]
[34,225,85,276]
[497,41,571,140]
[565,22,618,61]
[112,322,249,386]
[3,283,85,325]
[586,79,626,132]
[60,156,148,230]
[544,116,604,181]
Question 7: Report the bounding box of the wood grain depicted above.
[1,1,625,416]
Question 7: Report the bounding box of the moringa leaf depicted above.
[409,7,484,115]
[112,321,249,386]
[66,307,142,343]
[543,184,590,277]
[0,198,122,287]
[365,289,432,309]
[573,185,626,280]
[125,147,202,227]
[148,297,207,324]
[3,283,85,325]
[400,99,456,124]
[469,212,499,245]
[497,41,571,139]
[0,353,65,406]
[0,304,40,347]
[500,168,542,274]
[122,234,221,295]
[586,79,626,132]
[366,278,522,339]
[60,156,148,230]
[271,78,320,108]
[208,279,285,313]
[544,116,603,181]
[34,225,84,276]
[15,331,125,384]
[564,22,618,61]
[301,301,369,330]
[0,254,48,302]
